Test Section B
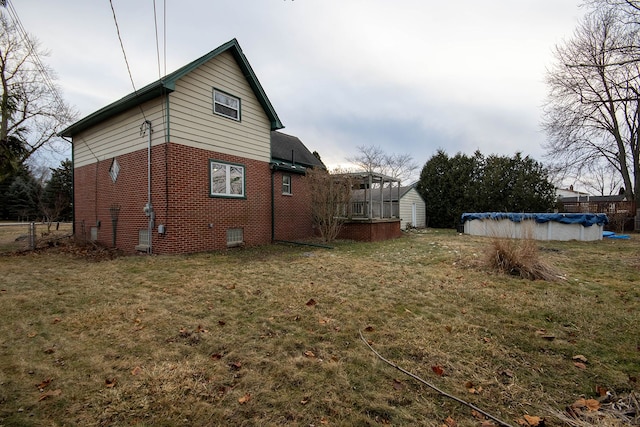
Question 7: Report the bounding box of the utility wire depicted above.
[3,0,67,113]
[108,0,146,119]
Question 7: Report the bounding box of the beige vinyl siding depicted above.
[73,98,166,168]
[399,188,426,229]
[169,51,271,162]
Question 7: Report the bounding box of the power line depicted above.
[3,0,68,113]
[108,0,146,119]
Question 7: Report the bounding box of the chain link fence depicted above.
[0,222,72,253]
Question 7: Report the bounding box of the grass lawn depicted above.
[0,230,638,426]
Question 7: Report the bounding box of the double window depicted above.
[213,89,240,121]
[210,160,245,198]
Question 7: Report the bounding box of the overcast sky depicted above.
[13,0,586,180]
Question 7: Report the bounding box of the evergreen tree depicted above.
[41,159,72,222]
[418,151,556,228]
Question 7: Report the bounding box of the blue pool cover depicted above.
[461,212,609,227]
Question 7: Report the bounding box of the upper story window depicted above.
[213,89,240,121]
[282,175,292,195]
[210,160,245,198]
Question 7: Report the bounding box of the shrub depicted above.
[486,236,560,281]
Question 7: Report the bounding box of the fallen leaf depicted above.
[105,378,117,388]
[364,326,374,332]
[481,422,497,427]
[35,378,52,390]
[300,396,310,405]
[572,354,588,363]
[444,416,457,427]
[320,417,328,424]
[572,398,587,408]
[218,320,226,326]
[471,410,485,420]
[523,414,543,426]
[131,366,142,376]
[431,365,445,376]
[305,298,317,306]
[229,361,242,371]
[210,353,223,360]
[238,393,251,404]
[499,369,514,378]
[43,348,55,354]
[304,350,316,358]
[197,324,208,333]
[27,332,37,338]
[52,317,61,324]
[38,389,61,401]
[392,379,405,390]
[585,399,600,411]
[596,385,608,396]
[574,362,587,370]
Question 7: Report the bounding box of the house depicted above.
[61,39,322,254]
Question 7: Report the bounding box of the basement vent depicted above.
[135,229,150,252]
[227,228,244,247]
[90,226,98,242]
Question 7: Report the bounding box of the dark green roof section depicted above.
[60,38,283,137]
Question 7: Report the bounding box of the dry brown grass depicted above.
[0,230,638,426]
[486,236,561,281]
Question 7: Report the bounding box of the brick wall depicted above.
[272,171,315,242]
[337,220,402,242]
[74,143,274,254]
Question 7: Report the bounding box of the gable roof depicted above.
[270,131,325,172]
[61,38,283,137]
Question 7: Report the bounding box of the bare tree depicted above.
[305,167,353,242]
[0,11,76,182]
[348,145,418,184]
[542,7,640,206]
[347,145,386,174]
[578,158,623,195]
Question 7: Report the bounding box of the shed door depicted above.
[411,202,417,227]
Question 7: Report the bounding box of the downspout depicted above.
[271,165,275,242]
[143,120,154,254]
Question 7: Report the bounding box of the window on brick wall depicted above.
[227,228,244,247]
[213,89,240,121]
[210,160,245,198]
[282,175,292,195]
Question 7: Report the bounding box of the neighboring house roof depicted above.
[351,186,422,202]
[61,38,283,137]
[560,195,627,203]
[270,131,324,173]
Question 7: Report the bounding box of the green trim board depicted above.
[61,39,283,137]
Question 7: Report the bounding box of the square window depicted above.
[213,89,240,121]
[282,175,292,195]
[227,228,244,247]
[210,160,245,198]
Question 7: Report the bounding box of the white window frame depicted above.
[213,88,240,121]
[282,175,292,195]
[210,160,245,198]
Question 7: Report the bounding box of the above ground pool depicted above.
[461,212,609,241]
